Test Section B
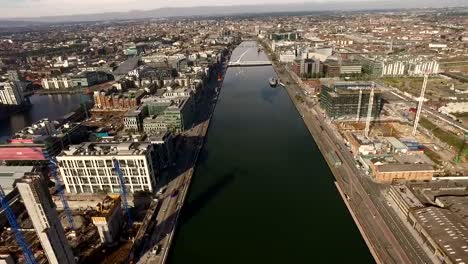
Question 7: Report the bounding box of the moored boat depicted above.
[269,77,278,87]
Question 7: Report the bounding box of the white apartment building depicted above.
[41,77,73,90]
[409,60,439,76]
[382,61,406,76]
[0,81,23,105]
[57,142,157,194]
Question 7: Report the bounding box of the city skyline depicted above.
[1,0,467,20]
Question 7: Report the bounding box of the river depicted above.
[168,41,373,263]
[0,94,87,141]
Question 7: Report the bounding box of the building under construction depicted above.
[0,169,147,264]
[320,82,383,120]
[91,195,122,244]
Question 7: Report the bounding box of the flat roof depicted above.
[0,166,34,194]
[414,207,468,263]
[0,147,46,161]
[386,137,408,150]
[378,163,434,173]
[60,142,151,157]
[437,196,468,222]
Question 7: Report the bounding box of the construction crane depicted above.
[113,159,132,228]
[49,160,75,230]
[412,74,428,136]
[364,84,375,138]
[0,186,37,264]
[356,89,363,121]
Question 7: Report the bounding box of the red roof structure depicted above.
[0,147,46,160]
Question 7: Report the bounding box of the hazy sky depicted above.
[1,0,380,18]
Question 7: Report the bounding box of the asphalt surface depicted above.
[272,58,433,264]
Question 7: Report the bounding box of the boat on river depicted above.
[269,77,278,87]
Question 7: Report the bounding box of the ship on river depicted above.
[269,77,278,87]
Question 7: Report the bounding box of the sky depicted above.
[0,0,377,18]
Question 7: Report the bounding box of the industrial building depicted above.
[320,82,383,120]
[16,175,75,264]
[371,163,435,183]
[409,205,468,264]
[57,142,158,194]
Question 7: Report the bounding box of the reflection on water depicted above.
[0,94,89,139]
[169,41,373,264]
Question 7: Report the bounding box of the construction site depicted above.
[0,160,159,264]
[321,76,467,183]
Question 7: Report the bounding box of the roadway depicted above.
[137,65,224,264]
[270,56,433,264]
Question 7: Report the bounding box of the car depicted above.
[157,186,167,196]
[171,189,179,198]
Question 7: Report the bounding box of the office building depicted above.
[123,107,147,132]
[57,142,158,194]
[340,64,362,75]
[320,82,383,119]
[148,131,175,169]
[16,175,75,264]
[409,206,468,263]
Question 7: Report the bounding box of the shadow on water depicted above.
[179,168,238,225]
[134,168,237,262]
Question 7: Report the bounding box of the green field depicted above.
[419,117,467,160]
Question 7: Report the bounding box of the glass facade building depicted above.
[320,82,383,119]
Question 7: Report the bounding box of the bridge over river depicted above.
[227,48,271,67]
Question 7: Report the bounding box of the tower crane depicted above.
[0,186,37,264]
[49,160,75,230]
[113,159,132,228]
[412,74,428,136]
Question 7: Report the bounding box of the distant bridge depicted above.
[228,49,271,67]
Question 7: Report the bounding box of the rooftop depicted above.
[413,206,468,264]
[0,166,34,194]
[377,163,434,173]
[0,147,46,161]
[60,142,151,157]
